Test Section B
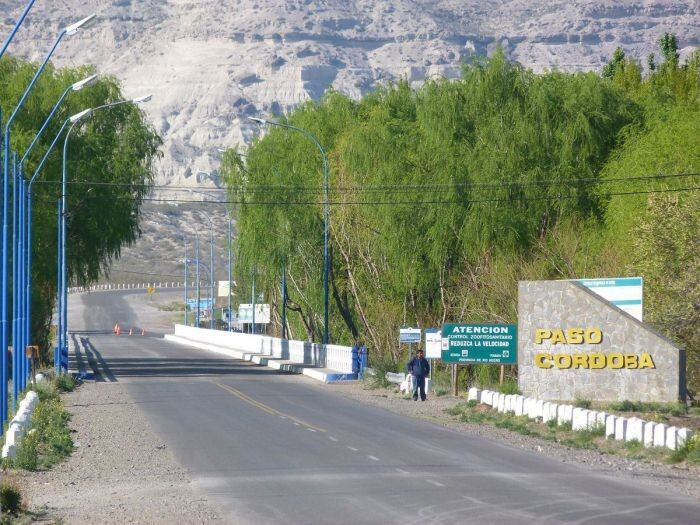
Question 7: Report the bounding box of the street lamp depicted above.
[247,116,330,344]
[182,235,188,326]
[15,74,98,393]
[1,13,95,423]
[57,95,151,372]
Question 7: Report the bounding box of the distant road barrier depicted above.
[166,324,359,382]
[68,281,193,293]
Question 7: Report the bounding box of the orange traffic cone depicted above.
[129,328,133,336]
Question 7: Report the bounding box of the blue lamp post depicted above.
[1,12,95,426]
[0,0,37,59]
[247,117,330,344]
[57,95,152,372]
[14,75,97,391]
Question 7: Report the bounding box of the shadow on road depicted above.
[85,357,280,378]
[71,335,280,379]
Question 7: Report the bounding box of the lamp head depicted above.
[65,14,97,36]
[69,108,93,123]
[132,94,152,104]
[71,74,98,92]
[248,117,267,125]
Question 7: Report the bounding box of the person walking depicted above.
[406,349,430,401]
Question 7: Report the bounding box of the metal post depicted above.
[195,233,200,327]
[228,216,232,332]
[55,199,62,374]
[209,224,214,330]
[251,266,256,335]
[183,237,188,326]
[281,262,286,339]
[0,0,36,59]
[11,153,19,403]
[4,31,68,399]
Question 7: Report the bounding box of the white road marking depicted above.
[395,468,409,475]
[347,446,358,452]
[307,428,316,432]
[368,455,380,461]
[328,436,338,442]
[426,479,444,487]
[293,422,300,426]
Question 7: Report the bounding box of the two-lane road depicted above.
[68,290,700,524]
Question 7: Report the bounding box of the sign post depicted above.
[424,328,441,379]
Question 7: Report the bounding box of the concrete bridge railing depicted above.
[172,324,356,373]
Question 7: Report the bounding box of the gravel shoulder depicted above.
[325,381,700,499]
[19,380,221,524]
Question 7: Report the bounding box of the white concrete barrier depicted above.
[665,426,679,450]
[653,423,667,447]
[467,388,481,402]
[497,394,506,413]
[557,404,573,426]
[542,402,557,424]
[482,391,494,406]
[605,415,617,438]
[677,428,692,449]
[614,417,627,441]
[626,417,644,443]
[595,411,607,428]
[643,421,655,447]
[572,408,590,431]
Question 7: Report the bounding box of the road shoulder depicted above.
[19,380,221,524]
[323,381,700,499]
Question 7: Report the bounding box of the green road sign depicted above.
[441,324,517,364]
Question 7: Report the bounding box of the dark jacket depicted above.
[406,357,430,378]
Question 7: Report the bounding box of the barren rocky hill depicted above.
[2,1,697,283]
[3,1,698,188]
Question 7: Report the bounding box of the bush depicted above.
[0,478,23,514]
[13,430,39,471]
[498,380,520,395]
[54,374,76,393]
[574,398,592,409]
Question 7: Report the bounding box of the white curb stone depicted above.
[482,391,493,406]
[557,404,573,426]
[626,417,644,443]
[677,428,692,448]
[665,426,679,450]
[533,400,545,420]
[505,395,513,412]
[643,421,655,448]
[614,417,627,441]
[467,387,481,402]
[514,396,525,416]
[595,411,607,429]
[587,410,601,430]
[542,402,557,424]
[653,423,667,447]
[572,408,590,431]
[497,394,506,413]
[605,415,617,438]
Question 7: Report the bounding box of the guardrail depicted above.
[68,281,191,293]
[172,324,356,373]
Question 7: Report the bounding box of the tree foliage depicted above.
[1,55,161,352]
[224,40,698,393]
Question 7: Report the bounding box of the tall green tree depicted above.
[1,55,161,353]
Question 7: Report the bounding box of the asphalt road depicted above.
[68,289,700,524]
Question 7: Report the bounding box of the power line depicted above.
[127,185,700,206]
[32,172,700,193]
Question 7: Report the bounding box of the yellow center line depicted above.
[212,381,326,433]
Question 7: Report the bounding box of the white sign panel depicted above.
[424,328,442,359]
[217,280,236,297]
[238,303,271,324]
[399,327,421,343]
[574,277,643,321]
